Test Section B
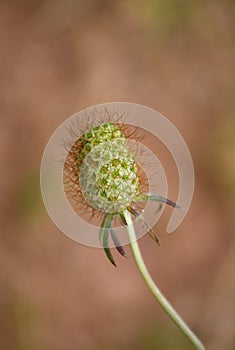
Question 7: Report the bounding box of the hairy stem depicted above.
[123,210,206,350]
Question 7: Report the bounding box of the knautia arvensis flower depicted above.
[64,120,179,266]
[42,104,205,350]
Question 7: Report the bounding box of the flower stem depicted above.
[123,210,206,350]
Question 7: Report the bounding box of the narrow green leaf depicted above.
[110,228,127,257]
[119,212,128,226]
[128,206,160,245]
[135,193,181,209]
[99,213,116,266]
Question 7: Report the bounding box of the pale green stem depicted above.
[123,210,206,350]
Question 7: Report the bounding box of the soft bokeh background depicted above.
[0,1,234,349]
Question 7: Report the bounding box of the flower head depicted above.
[64,120,179,266]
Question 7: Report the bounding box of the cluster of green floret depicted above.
[78,123,142,213]
[77,123,124,165]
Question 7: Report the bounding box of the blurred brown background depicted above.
[0,1,235,349]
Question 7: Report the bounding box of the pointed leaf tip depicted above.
[99,213,116,266]
[110,228,127,258]
[104,247,117,267]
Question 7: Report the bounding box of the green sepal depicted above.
[119,212,128,226]
[127,206,160,245]
[135,193,181,209]
[110,228,127,257]
[99,213,116,266]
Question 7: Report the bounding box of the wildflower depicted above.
[42,104,205,350]
[64,121,179,266]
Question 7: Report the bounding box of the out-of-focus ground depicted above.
[0,1,235,349]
